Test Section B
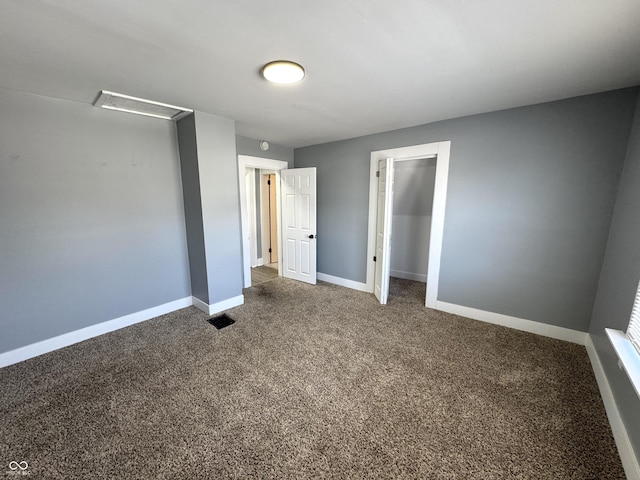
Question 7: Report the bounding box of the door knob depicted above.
[308,234,316,239]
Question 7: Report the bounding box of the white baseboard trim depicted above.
[586,335,640,480]
[317,273,369,292]
[257,258,264,267]
[192,296,210,314]
[0,297,193,368]
[435,301,587,345]
[192,295,244,316]
[390,269,427,283]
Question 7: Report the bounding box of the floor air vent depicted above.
[208,313,235,330]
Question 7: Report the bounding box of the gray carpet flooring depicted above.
[0,278,625,479]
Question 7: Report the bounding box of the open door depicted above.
[374,158,395,304]
[280,167,317,284]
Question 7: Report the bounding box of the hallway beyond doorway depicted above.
[251,265,278,286]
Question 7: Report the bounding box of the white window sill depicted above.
[606,328,640,400]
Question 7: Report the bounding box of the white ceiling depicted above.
[2,0,640,148]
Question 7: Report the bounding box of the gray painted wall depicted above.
[0,89,191,353]
[193,112,244,304]
[391,159,436,281]
[589,95,640,459]
[393,159,436,217]
[177,115,209,303]
[295,88,638,331]
[236,135,294,166]
[177,113,244,305]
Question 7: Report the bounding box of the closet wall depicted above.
[390,158,437,282]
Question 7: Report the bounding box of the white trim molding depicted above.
[606,328,640,399]
[1,293,246,368]
[191,296,211,314]
[317,273,368,292]
[435,301,588,345]
[0,297,193,368]
[586,336,640,480]
[192,294,244,316]
[390,270,427,283]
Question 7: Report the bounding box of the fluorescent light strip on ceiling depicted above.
[94,91,193,121]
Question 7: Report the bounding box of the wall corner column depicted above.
[177,111,244,312]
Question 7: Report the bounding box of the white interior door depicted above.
[281,167,317,284]
[374,158,395,304]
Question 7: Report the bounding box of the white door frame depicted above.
[365,141,450,307]
[238,155,288,288]
[245,168,258,267]
[374,158,395,304]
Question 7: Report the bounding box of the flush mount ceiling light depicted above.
[261,61,305,85]
[94,91,193,121]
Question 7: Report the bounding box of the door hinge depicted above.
[373,256,377,262]
[267,179,271,185]
[269,248,272,253]
[376,171,380,178]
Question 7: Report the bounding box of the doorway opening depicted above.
[366,141,451,308]
[387,157,437,302]
[262,173,279,269]
[238,156,288,288]
[239,157,319,288]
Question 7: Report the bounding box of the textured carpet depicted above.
[0,278,625,479]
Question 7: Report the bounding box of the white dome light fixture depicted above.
[262,60,305,85]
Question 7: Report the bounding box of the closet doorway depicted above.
[366,141,451,308]
[389,157,437,289]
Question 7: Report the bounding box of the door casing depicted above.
[374,158,394,304]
